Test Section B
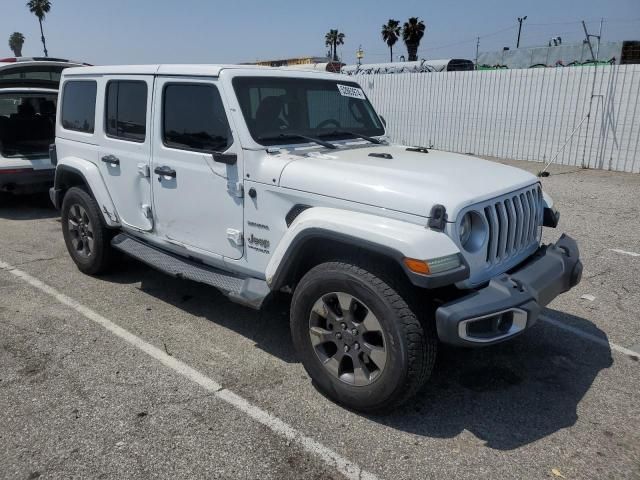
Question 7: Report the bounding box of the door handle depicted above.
[101,154,120,166]
[154,166,177,178]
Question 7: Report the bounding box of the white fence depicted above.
[360,65,640,173]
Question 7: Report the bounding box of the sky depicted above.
[2,0,639,65]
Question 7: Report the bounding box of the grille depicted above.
[483,185,542,265]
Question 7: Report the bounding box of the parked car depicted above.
[50,64,582,412]
[0,57,85,194]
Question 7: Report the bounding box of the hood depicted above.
[279,145,538,220]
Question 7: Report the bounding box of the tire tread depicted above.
[61,186,117,275]
[292,260,437,412]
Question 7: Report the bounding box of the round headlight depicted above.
[459,211,487,252]
[459,213,472,246]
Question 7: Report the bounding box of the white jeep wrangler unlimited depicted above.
[50,65,582,412]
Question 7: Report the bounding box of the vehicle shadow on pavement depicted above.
[0,193,58,220]
[105,259,299,363]
[372,308,614,450]
[102,262,613,450]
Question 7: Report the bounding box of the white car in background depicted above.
[0,57,85,194]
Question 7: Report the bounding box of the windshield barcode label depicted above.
[337,84,366,99]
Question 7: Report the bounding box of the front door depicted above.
[98,75,153,230]
[151,77,243,259]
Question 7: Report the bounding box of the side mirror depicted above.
[380,116,387,127]
[213,152,237,165]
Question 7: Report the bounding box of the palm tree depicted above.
[8,32,25,57]
[381,20,401,62]
[402,17,426,61]
[26,0,51,57]
[324,29,345,62]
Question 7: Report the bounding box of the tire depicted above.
[290,261,437,413]
[61,186,116,275]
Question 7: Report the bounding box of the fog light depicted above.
[496,312,514,333]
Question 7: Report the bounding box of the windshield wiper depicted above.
[319,130,382,145]
[257,132,337,150]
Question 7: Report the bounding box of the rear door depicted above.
[0,61,79,168]
[150,76,244,259]
[98,75,153,231]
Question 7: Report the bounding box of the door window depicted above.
[162,84,232,152]
[105,80,147,142]
[61,80,97,133]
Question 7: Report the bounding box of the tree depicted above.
[381,19,401,62]
[402,17,426,62]
[26,0,51,57]
[9,32,25,57]
[324,29,345,62]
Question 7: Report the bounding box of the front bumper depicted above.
[436,234,582,347]
[0,168,55,194]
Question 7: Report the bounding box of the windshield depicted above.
[232,76,384,146]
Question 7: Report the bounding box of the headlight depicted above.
[459,213,472,246]
[458,211,487,252]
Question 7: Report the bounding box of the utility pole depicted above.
[581,20,601,62]
[356,45,364,65]
[516,16,527,48]
[579,19,604,168]
[596,18,603,59]
[475,36,480,67]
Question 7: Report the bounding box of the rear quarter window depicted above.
[61,80,97,133]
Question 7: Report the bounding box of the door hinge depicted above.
[226,228,244,246]
[227,181,244,198]
[138,163,150,178]
[142,204,152,219]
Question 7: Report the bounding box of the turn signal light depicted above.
[403,254,462,276]
[403,258,430,275]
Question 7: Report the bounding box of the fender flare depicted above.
[266,207,468,290]
[52,158,120,227]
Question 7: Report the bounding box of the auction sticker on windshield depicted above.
[337,84,366,99]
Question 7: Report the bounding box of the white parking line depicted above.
[610,249,640,257]
[541,316,639,358]
[0,260,379,480]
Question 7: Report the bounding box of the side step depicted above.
[111,233,270,309]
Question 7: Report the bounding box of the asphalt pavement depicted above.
[0,159,638,479]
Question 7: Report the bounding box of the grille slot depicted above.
[484,185,542,264]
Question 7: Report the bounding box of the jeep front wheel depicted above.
[290,261,436,412]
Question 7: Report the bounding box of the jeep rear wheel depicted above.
[61,187,116,275]
[290,261,436,412]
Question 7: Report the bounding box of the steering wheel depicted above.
[316,119,342,129]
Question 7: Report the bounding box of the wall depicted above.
[360,65,640,173]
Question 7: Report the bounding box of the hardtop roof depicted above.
[61,64,345,80]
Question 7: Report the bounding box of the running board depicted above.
[111,233,270,309]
